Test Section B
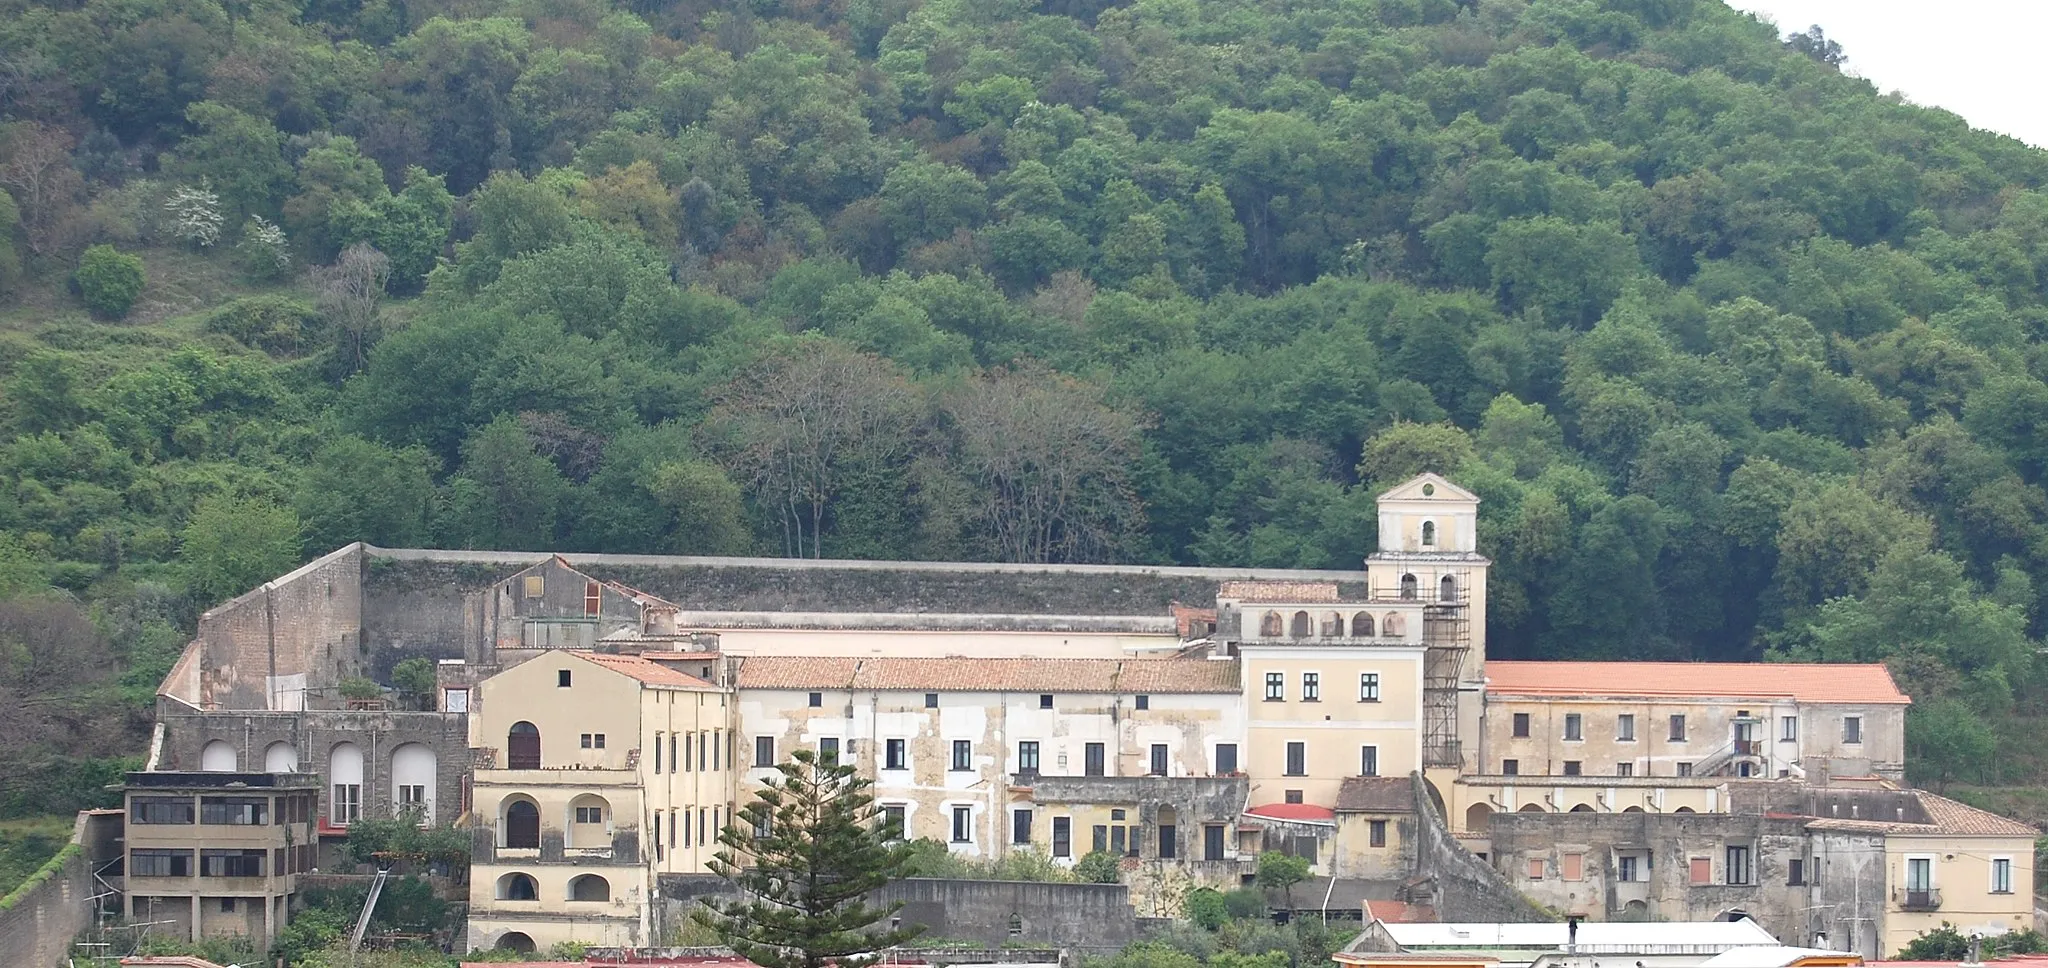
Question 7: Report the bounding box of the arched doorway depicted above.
[508,722,541,770]
[1289,611,1311,639]
[497,872,538,901]
[1400,574,1418,599]
[503,797,540,849]
[1439,575,1458,602]
[497,932,536,954]
[263,741,298,773]
[1465,802,1493,833]
[1350,612,1374,637]
[568,873,611,902]
[200,740,237,772]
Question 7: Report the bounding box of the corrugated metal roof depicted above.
[1485,662,1909,704]
[1695,946,1864,968]
[1385,920,1781,951]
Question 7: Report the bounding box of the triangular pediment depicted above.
[1376,472,1479,504]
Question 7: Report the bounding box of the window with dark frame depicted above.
[1013,808,1032,844]
[1039,694,1053,709]
[1214,744,1238,775]
[1285,741,1306,776]
[1150,744,1168,776]
[1369,820,1387,847]
[886,738,907,770]
[1135,695,1149,710]
[755,736,775,767]
[951,740,972,771]
[1302,673,1320,702]
[951,806,972,843]
[1085,742,1106,776]
[925,693,939,708]
[1265,672,1285,701]
[1359,673,1380,702]
[1052,817,1072,857]
[1513,712,1531,737]
[558,669,572,688]
[807,692,822,708]
[1670,714,1687,741]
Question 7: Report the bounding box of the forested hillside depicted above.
[1,0,2046,801]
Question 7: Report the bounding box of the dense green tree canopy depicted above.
[3,0,2048,790]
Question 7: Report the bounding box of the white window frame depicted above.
[1904,853,1936,891]
[1616,714,1635,742]
[1843,715,1863,745]
[949,804,974,844]
[1285,741,1307,776]
[884,738,908,771]
[1563,713,1583,742]
[1781,715,1798,742]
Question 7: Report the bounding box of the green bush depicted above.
[1073,850,1122,883]
[1183,886,1227,929]
[202,295,321,355]
[72,245,146,319]
[1221,886,1267,919]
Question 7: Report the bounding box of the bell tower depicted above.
[1365,473,1488,773]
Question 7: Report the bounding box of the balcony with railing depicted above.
[1894,887,1942,911]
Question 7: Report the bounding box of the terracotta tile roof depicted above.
[1245,802,1336,822]
[1336,777,1413,814]
[1363,899,1439,924]
[568,651,716,690]
[1172,602,1218,637]
[1801,791,2038,836]
[734,656,1240,693]
[1485,661,1910,704]
[1219,580,1340,603]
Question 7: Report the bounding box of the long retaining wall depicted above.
[0,812,120,968]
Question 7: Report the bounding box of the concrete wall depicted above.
[0,812,121,968]
[869,879,1143,947]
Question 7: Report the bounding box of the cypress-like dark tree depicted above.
[696,749,925,968]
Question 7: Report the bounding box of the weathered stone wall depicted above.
[154,706,471,830]
[870,879,1144,947]
[184,544,366,710]
[0,812,121,968]
[1409,774,1550,922]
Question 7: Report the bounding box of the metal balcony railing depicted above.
[1894,887,1942,911]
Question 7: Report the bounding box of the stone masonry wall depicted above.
[185,544,366,710]
[1409,775,1550,922]
[870,879,1144,947]
[0,812,121,968]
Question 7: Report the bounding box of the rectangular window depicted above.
[1619,855,1639,882]
[951,740,973,772]
[951,806,972,843]
[1013,809,1033,844]
[1992,857,2013,893]
[1264,672,1285,701]
[1160,823,1177,859]
[397,785,425,812]
[443,688,469,713]
[1215,744,1238,775]
[886,738,908,770]
[1040,694,1054,709]
[673,735,681,775]
[1085,743,1106,777]
[1726,845,1752,885]
[820,737,840,764]
[753,810,772,839]
[1359,673,1380,702]
[580,733,605,749]
[1563,853,1584,881]
[1285,790,1303,804]
[1302,673,1320,702]
[1285,741,1306,776]
[1093,825,1109,853]
[1788,859,1805,886]
[1689,857,1712,885]
[576,805,603,824]
[1360,746,1379,777]
[709,808,716,845]
[1512,713,1530,738]
[523,575,545,597]
[128,849,193,877]
[712,732,721,771]
[674,810,681,849]
[1616,762,1634,777]
[1677,762,1693,777]
[1053,817,1072,858]
[882,805,906,841]
[1502,759,1518,776]
[331,784,361,825]
[1111,826,1127,855]
[755,736,776,767]
[200,849,266,878]
[925,693,939,708]
[1843,716,1862,744]
[1018,741,1040,773]
[1150,744,1169,776]
[1564,714,1583,741]
[132,797,196,825]
[1617,714,1635,742]
[1782,716,1799,742]
[1204,824,1226,861]
[1670,714,1687,741]
[1906,856,1932,891]
[1563,760,1582,776]
[558,669,572,688]
[1369,820,1387,848]
[655,732,663,772]
[808,692,822,708]
[1135,695,1149,710]
[1527,858,1545,880]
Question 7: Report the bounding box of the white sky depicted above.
[1730,0,2048,147]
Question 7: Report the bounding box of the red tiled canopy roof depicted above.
[1485,661,1909,704]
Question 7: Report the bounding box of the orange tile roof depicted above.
[1484,661,1909,704]
[568,651,717,690]
[735,656,1240,693]
[1245,802,1336,822]
[1219,580,1341,602]
[1912,791,2041,835]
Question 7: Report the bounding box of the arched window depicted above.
[1464,803,1493,833]
[1516,803,1547,813]
[568,873,611,902]
[497,872,538,901]
[503,797,540,849]
[200,740,237,772]
[1259,611,1282,637]
[568,794,611,848]
[1674,806,1696,814]
[1622,806,1645,813]
[1383,613,1406,637]
[1399,574,1418,600]
[496,932,536,954]
[1289,611,1311,639]
[329,743,364,826]
[507,722,541,770]
[1320,612,1342,637]
[1439,575,1458,602]
[263,741,298,773]
[1350,612,1374,637]
[1421,521,1436,546]
[1570,803,1597,813]
[391,743,437,820]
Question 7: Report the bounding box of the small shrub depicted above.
[73,245,146,319]
[165,183,224,248]
[1221,886,1267,919]
[1183,886,1227,929]
[202,295,320,355]
[237,215,292,279]
[1074,850,1122,883]
[338,676,383,700]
